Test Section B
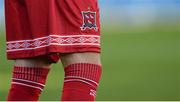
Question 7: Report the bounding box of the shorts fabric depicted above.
[5,0,101,62]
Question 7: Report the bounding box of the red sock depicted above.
[7,66,50,101]
[61,63,102,101]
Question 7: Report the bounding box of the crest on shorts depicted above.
[80,9,98,31]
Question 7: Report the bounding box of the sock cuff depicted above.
[7,67,50,101]
[13,66,50,84]
[64,63,102,85]
[62,63,102,100]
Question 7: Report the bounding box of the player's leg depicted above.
[60,52,102,101]
[5,0,59,101]
[7,57,52,101]
[57,0,102,100]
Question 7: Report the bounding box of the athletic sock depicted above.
[7,66,50,101]
[61,63,102,101]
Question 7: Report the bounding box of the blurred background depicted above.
[0,0,180,101]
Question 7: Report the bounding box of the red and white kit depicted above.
[5,0,101,61]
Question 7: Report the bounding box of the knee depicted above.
[60,52,101,67]
[14,56,52,68]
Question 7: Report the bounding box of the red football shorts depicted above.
[5,0,101,62]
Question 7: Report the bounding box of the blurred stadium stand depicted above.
[0,0,179,25]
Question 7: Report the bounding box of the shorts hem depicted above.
[7,47,101,60]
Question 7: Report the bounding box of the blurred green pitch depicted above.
[0,23,180,100]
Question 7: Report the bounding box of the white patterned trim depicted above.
[7,35,100,52]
